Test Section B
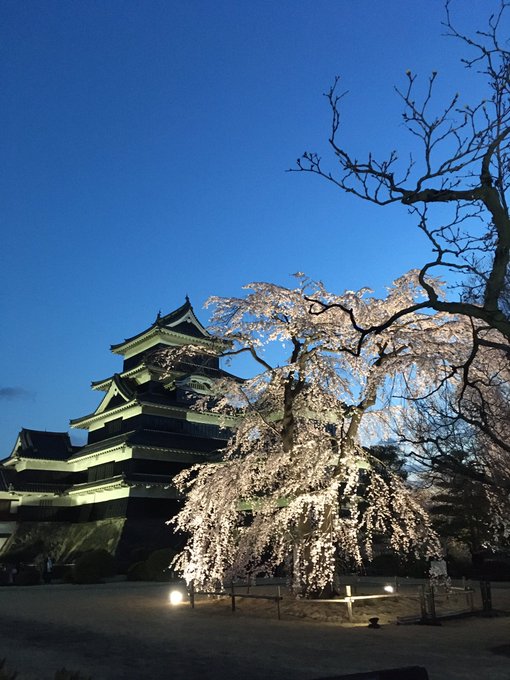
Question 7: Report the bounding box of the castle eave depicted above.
[110,326,215,357]
[67,475,128,496]
[70,401,137,429]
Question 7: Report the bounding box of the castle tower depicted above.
[0,300,234,564]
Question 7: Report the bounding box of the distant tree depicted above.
[428,450,494,562]
[155,275,471,595]
[398,326,510,533]
[403,378,510,548]
[367,444,408,480]
[294,2,510,519]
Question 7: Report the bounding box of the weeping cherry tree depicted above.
[156,274,468,595]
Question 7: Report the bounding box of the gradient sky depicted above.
[1,0,505,453]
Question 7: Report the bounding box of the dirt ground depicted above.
[193,577,508,625]
[0,580,509,680]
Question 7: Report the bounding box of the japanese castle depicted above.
[0,300,232,563]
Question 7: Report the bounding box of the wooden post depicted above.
[231,581,236,612]
[345,585,353,622]
[467,588,474,612]
[190,580,195,609]
[426,586,437,622]
[276,586,281,620]
[480,580,492,612]
[419,585,427,621]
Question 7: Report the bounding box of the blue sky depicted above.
[0,0,504,452]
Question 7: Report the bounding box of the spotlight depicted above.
[383,584,395,593]
[169,589,185,605]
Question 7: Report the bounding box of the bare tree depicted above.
[294,2,510,517]
[296,2,510,344]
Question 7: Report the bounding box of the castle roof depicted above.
[68,428,225,460]
[5,428,76,462]
[110,298,211,355]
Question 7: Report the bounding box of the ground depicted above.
[0,580,509,679]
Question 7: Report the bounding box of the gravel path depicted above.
[0,582,509,680]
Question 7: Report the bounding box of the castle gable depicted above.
[110,299,211,359]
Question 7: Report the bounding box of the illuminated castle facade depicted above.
[0,300,231,562]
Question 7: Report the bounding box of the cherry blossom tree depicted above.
[156,274,468,595]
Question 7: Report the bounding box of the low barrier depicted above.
[185,577,494,624]
[189,580,283,619]
[410,581,491,624]
[310,585,398,622]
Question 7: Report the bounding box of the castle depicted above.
[0,299,232,564]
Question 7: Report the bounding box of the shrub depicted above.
[480,558,510,581]
[144,548,177,581]
[126,561,149,581]
[72,550,116,584]
[0,566,13,586]
[3,541,44,565]
[128,547,151,564]
[365,553,400,576]
[445,554,473,578]
[403,557,428,579]
[15,566,41,586]
[365,553,428,578]
[51,563,74,582]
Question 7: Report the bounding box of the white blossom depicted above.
[157,274,464,595]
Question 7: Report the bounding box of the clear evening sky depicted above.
[1,0,505,452]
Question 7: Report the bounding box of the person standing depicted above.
[43,555,53,584]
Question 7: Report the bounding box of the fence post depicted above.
[345,585,353,622]
[467,588,474,612]
[231,581,236,612]
[426,586,437,623]
[480,580,492,613]
[419,585,427,621]
[486,581,492,611]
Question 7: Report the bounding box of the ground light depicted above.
[169,587,187,605]
[383,584,395,593]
